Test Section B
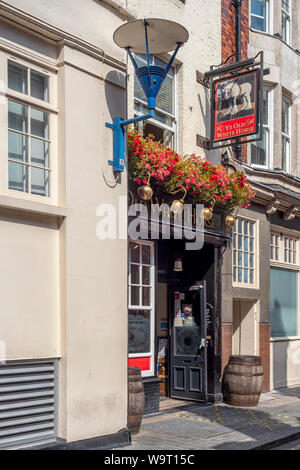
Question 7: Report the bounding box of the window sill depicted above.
[0,194,66,219]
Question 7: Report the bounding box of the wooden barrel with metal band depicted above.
[128,367,145,434]
[224,355,264,407]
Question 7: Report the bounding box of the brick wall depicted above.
[260,323,270,392]
[222,0,249,162]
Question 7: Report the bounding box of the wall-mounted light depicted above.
[173,257,183,272]
[106,18,189,172]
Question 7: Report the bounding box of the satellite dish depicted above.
[113,18,189,54]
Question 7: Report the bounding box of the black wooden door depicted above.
[169,281,207,401]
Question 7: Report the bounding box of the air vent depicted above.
[0,360,57,449]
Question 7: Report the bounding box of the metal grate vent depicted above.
[0,360,57,449]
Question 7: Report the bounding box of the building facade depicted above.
[221,0,300,392]
[0,0,129,449]
[0,0,299,451]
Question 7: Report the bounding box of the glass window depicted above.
[128,241,155,376]
[251,0,270,33]
[30,70,49,102]
[8,100,50,197]
[270,267,298,337]
[233,218,256,286]
[8,61,28,95]
[251,88,271,167]
[7,60,52,198]
[282,98,291,172]
[282,0,291,45]
[134,54,176,148]
[8,60,49,102]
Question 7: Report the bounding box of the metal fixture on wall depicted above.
[232,0,243,162]
[106,19,189,172]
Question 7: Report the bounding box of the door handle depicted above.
[198,338,206,351]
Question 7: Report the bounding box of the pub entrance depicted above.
[156,239,222,404]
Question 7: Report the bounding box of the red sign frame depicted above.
[211,69,260,143]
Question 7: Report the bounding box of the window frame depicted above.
[0,53,58,203]
[281,95,291,173]
[250,0,272,35]
[133,54,177,151]
[251,85,273,169]
[281,0,291,45]
[128,240,156,378]
[232,216,259,288]
[270,227,300,339]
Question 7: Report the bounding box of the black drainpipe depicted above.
[232,0,243,162]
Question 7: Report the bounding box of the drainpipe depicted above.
[232,0,243,162]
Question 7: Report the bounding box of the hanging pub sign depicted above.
[212,69,259,142]
[196,51,267,151]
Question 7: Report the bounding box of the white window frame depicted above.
[128,240,155,378]
[251,85,273,169]
[0,52,58,203]
[250,0,272,35]
[281,96,291,173]
[134,54,177,151]
[232,216,259,288]
[281,0,291,45]
[270,227,300,339]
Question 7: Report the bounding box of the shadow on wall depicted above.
[105,70,127,120]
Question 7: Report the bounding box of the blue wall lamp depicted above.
[106,18,189,172]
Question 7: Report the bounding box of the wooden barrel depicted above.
[224,355,264,407]
[128,367,145,434]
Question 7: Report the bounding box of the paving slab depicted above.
[113,386,300,451]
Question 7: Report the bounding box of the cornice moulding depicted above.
[0,1,126,72]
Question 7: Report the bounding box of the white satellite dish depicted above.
[113,18,189,54]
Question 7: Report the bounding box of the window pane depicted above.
[8,61,28,95]
[282,135,289,171]
[8,100,28,133]
[251,129,267,166]
[8,161,28,192]
[31,138,49,167]
[131,286,140,306]
[142,287,150,306]
[130,264,139,285]
[8,131,28,162]
[251,15,266,32]
[263,89,269,125]
[31,70,49,102]
[128,310,150,354]
[31,167,50,197]
[282,100,290,134]
[130,243,140,263]
[142,266,150,285]
[270,267,298,337]
[142,245,151,264]
[31,108,49,139]
[251,0,266,16]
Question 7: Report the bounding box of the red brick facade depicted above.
[221,0,249,163]
[221,0,249,63]
[259,323,270,392]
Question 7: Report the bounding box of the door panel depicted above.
[170,281,207,401]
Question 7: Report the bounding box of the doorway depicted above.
[169,282,207,401]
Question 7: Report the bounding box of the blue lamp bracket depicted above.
[106,19,182,172]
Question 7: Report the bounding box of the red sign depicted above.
[212,69,259,142]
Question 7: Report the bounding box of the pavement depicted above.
[115,386,300,450]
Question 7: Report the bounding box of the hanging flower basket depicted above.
[128,129,255,212]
